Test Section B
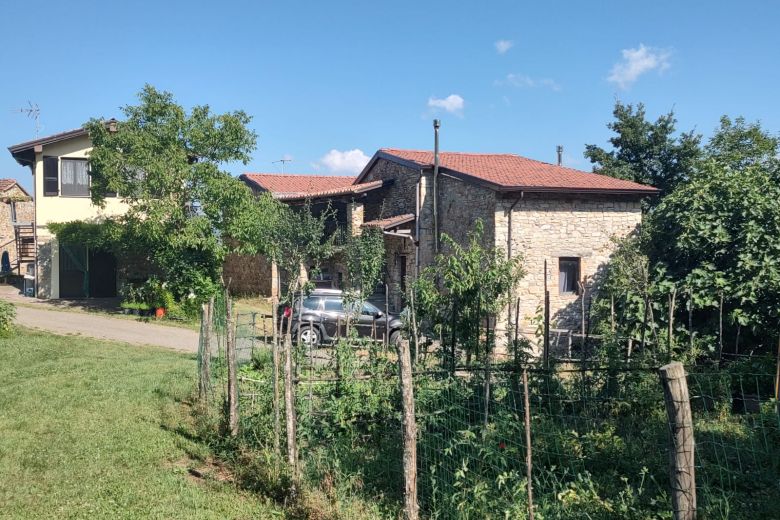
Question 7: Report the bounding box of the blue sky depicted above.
[2,0,779,191]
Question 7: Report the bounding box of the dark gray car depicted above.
[279,289,403,347]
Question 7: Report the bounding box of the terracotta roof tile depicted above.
[240,173,355,197]
[362,213,416,230]
[240,173,384,201]
[0,178,17,191]
[375,149,658,194]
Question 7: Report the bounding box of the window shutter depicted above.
[43,156,59,196]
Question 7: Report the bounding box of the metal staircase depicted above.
[13,222,35,265]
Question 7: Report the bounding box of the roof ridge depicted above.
[243,172,354,178]
[381,147,519,157]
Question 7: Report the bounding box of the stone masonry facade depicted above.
[0,183,34,274]
[494,194,642,351]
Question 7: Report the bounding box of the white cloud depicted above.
[494,39,514,54]
[318,148,370,175]
[427,94,465,115]
[494,73,561,91]
[608,44,671,89]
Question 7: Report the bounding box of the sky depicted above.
[1,0,779,192]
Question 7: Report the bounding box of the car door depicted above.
[321,296,347,340]
[356,301,382,340]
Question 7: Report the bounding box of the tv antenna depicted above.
[12,101,41,136]
[272,157,293,173]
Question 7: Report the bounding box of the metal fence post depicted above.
[658,362,696,520]
[523,368,535,520]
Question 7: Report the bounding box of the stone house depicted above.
[0,179,34,276]
[241,148,657,342]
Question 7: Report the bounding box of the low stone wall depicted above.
[223,252,273,297]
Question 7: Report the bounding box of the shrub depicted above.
[0,300,15,335]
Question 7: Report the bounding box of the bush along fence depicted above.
[195,294,780,519]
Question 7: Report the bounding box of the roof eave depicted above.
[498,186,660,196]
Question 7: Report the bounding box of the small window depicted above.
[43,156,59,196]
[559,257,580,295]
[60,158,90,197]
[10,201,17,223]
[323,298,344,312]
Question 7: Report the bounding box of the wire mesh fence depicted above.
[197,300,780,519]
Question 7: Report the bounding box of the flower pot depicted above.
[155,307,166,319]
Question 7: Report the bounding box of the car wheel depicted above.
[389,330,401,345]
[299,325,321,348]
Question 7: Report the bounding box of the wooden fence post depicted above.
[284,333,298,474]
[198,297,213,402]
[225,292,239,437]
[398,338,419,520]
[658,362,696,520]
[522,368,535,520]
[271,296,281,456]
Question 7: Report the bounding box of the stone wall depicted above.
[438,175,496,252]
[495,194,643,352]
[223,252,274,296]
[360,158,419,221]
[0,185,34,274]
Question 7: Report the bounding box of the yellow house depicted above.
[8,124,129,298]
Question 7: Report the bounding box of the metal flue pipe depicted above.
[433,119,440,253]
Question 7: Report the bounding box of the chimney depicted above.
[556,145,563,166]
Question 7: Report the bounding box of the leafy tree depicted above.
[647,118,780,338]
[268,200,337,305]
[413,220,524,362]
[84,85,261,300]
[585,101,701,199]
[344,225,385,298]
[704,115,780,172]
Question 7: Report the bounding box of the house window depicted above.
[10,201,16,223]
[559,257,580,295]
[43,156,59,196]
[60,158,90,197]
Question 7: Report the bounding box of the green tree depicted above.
[705,115,780,172]
[585,101,701,199]
[648,118,780,340]
[84,85,261,299]
[413,220,524,363]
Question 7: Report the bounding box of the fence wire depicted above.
[199,308,780,519]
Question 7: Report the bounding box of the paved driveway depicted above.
[1,285,198,353]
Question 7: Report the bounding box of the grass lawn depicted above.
[0,328,282,519]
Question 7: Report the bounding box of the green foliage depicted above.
[589,114,780,355]
[648,159,780,334]
[83,85,266,301]
[344,225,385,296]
[585,101,701,199]
[47,219,130,254]
[265,200,338,302]
[413,220,525,360]
[0,300,15,336]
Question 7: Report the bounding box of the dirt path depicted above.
[10,302,198,353]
